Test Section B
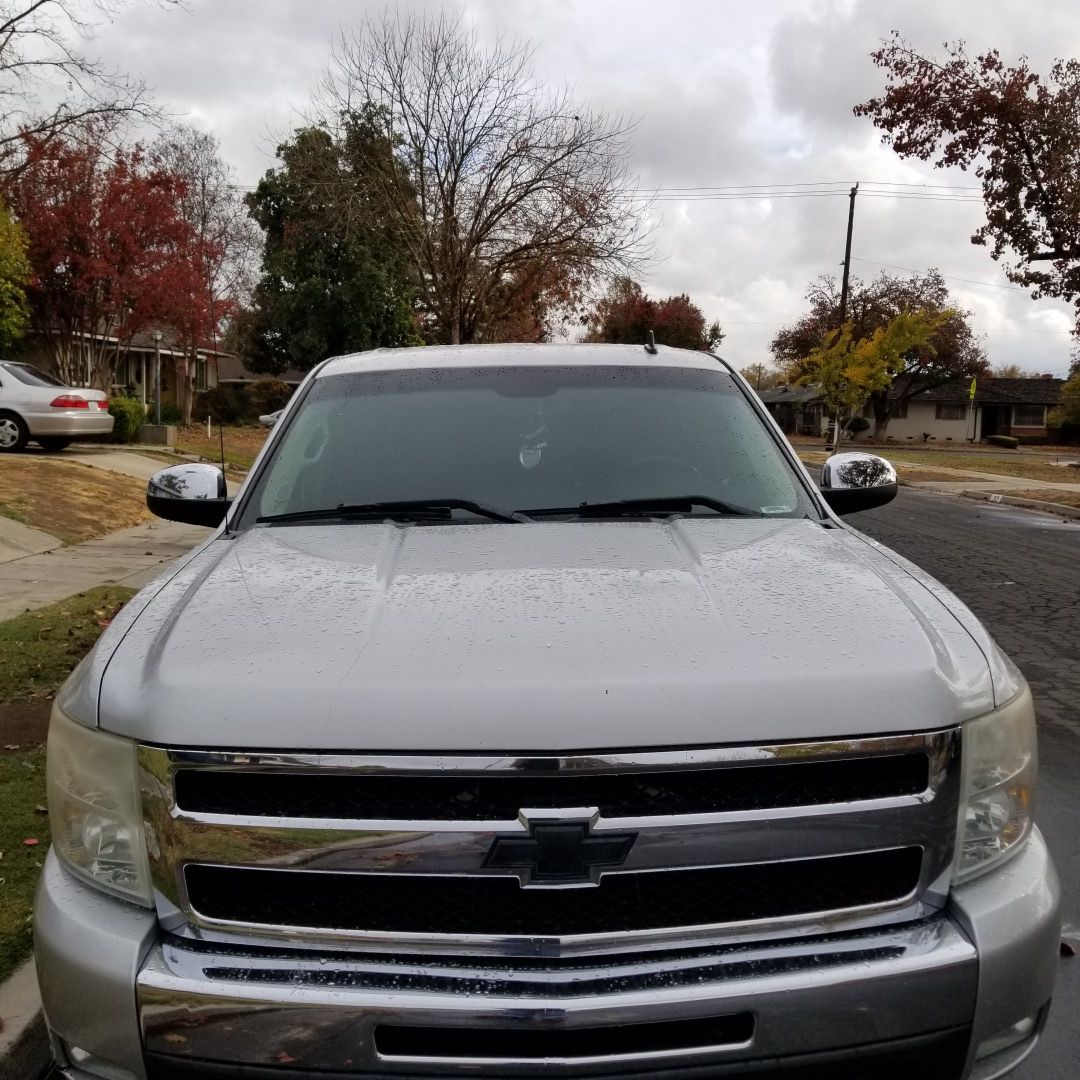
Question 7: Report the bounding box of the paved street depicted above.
[857,488,1080,1079]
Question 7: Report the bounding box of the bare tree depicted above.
[151,124,262,421]
[320,10,650,345]
[0,1,173,166]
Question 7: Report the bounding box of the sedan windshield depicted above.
[244,364,813,524]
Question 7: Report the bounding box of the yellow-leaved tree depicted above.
[797,309,956,454]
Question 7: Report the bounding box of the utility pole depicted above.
[828,182,859,454]
[838,182,859,325]
[153,330,163,425]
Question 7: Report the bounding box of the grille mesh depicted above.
[185,847,923,937]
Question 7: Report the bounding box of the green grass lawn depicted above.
[0,748,48,981]
[0,587,136,705]
[174,424,267,471]
[798,448,1074,485]
[0,586,135,981]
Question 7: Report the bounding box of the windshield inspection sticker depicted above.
[760,505,793,514]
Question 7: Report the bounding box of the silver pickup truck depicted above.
[37,344,1059,1079]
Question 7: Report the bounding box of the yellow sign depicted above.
[969,377,977,401]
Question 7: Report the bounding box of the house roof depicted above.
[756,384,822,405]
[215,353,308,385]
[915,376,1064,406]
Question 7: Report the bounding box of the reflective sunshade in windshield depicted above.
[245,365,812,523]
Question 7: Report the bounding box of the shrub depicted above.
[986,434,1019,449]
[158,403,182,425]
[845,416,870,436]
[249,379,292,416]
[192,385,251,425]
[1054,421,1080,445]
[108,397,146,444]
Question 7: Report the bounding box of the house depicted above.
[214,353,308,391]
[23,328,307,412]
[756,384,829,436]
[888,376,1064,442]
[759,376,1064,443]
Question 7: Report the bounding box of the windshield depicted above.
[243,364,813,524]
[0,362,67,388]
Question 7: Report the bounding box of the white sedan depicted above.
[0,361,114,452]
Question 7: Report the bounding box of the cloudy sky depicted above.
[82,0,1080,374]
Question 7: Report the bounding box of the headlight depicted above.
[46,705,153,906]
[954,684,1037,884]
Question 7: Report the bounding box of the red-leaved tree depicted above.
[4,130,219,390]
[582,278,724,351]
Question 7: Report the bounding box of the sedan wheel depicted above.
[0,412,29,452]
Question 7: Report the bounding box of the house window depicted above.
[195,359,209,392]
[892,401,908,419]
[935,403,967,421]
[1012,404,1045,427]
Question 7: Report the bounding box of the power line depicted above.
[850,256,1030,293]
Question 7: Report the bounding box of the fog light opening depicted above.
[64,1042,140,1080]
[974,1014,1037,1060]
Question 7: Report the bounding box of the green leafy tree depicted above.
[796,309,955,454]
[772,269,985,439]
[1045,369,1080,432]
[583,278,723,351]
[242,116,420,374]
[0,199,28,351]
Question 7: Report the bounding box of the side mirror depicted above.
[819,452,898,515]
[146,464,232,527]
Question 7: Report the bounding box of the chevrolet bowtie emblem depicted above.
[484,812,636,886]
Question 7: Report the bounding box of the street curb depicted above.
[956,489,1080,520]
[0,959,49,1080]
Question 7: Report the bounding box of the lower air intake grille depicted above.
[185,847,923,937]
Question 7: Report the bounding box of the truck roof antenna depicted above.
[644,331,658,355]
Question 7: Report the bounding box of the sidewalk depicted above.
[66,444,244,492]
[0,518,209,620]
[0,517,61,564]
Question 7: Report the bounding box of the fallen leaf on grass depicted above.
[23,838,39,846]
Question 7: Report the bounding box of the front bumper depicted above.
[35,831,1060,1080]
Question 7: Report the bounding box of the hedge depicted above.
[109,397,146,444]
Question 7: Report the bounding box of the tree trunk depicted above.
[179,354,195,425]
[872,392,891,441]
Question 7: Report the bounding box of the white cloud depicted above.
[65,0,1080,373]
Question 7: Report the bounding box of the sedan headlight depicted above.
[46,705,153,906]
[954,684,1037,883]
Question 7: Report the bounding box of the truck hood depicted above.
[95,518,996,749]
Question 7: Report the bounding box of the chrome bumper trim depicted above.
[137,916,977,1074]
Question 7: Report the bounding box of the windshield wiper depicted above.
[256,499,519,525]
[519,496,758,519]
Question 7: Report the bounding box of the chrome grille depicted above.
[139,731,961,957]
